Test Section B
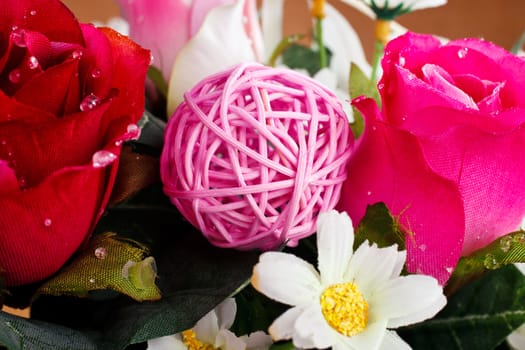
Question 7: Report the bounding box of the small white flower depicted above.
[251,210,446,350]
[147,298,272,350]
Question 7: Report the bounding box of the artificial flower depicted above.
[251,210,446,350]
[343,0,446,19]
[339,32,525,284]
[0,0,150,286]
[147,298,272,350]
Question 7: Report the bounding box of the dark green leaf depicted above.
[400,265,525,350]
[146,66,167,98]
[2,186,260,350]
[128,111,166,157]
[281,44,332,77]
[0,310,97,350]
[354,202,405,250]
[348,63,381,138]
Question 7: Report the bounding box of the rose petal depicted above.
[0,164,109,285]
[338,97,465,284]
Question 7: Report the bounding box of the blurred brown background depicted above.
[62,0,525,59]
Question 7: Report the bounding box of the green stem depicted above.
[370,39,384,84]
[315,17,327,69]
[267,34,304,67]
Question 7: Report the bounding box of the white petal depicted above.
[378,330,412,350]
[194,307,220,344]
[293,303,337,349]
[251,252,321,306]
[260,0,284,63]
[317,210,355,286]
[371,275,446,328]
[147,335,187,350]
[242,331,273,350]
[508,324,525,350]
[215,298,237,330]
[323,3,371,89]
[345,243,403,298]
[337,319,388,350]
[215,329,247,350]
[269,307,304,341]
[167,0,256,114]
[409,0,447,11]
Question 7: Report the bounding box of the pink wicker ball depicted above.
[161,63,353,250]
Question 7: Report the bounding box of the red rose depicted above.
[0,0,150,286]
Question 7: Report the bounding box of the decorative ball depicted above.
[161,63,353,250]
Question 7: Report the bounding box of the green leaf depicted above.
[1,185,260,350]
[399,264,525,350]
[281,43,332,77]
[348,63,381,138]
[37,233,161,302]
[447,231,525,295]
[354,202,405,250]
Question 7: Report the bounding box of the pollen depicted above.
[182,330,216,350]
[320,282,369,337]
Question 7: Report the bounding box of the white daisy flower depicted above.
[340,0,446,20]
[147,298,272,350]
[250,210,446,350]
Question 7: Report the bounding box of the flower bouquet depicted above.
[2,0,525,349]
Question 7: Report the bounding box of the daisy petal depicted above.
[251,252,321,306]
[215,329,247,350]
[372,275,446,328]
[338,319,388,350]
[215,298,237,330]
[317,210,355,285]
[194,307,220,344]
[294,304,337,349]
[269,307,304,341]
[147,335,186,350]
[378,330,412,350]
[345,243,402,297]
[242,331,273,350]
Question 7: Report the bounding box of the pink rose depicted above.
[339,32,525,284]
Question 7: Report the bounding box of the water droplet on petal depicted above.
[418,244,427,252]
[445,266,454,274]
[27,56,39,69]
[457,47,468,59]
[29,10,37,16]
[44,218,52,227]
[9,69,21,83]
[378,83,385,90]
[71,49,83,60]
[11,27,26,47]
[127,123,139,133]
[80,93,101,111]
[91,68,101,78]
[398,56,406,66]
[94,247,107,259]
[483,253,499,270]
[114,140,123,146]
[499,236,513,253]
[149,53,155,65]
[367,191,372,196]
[92,150,117,168]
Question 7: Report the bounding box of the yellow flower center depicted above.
[182,330,217,350]
[320,282,369,337]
